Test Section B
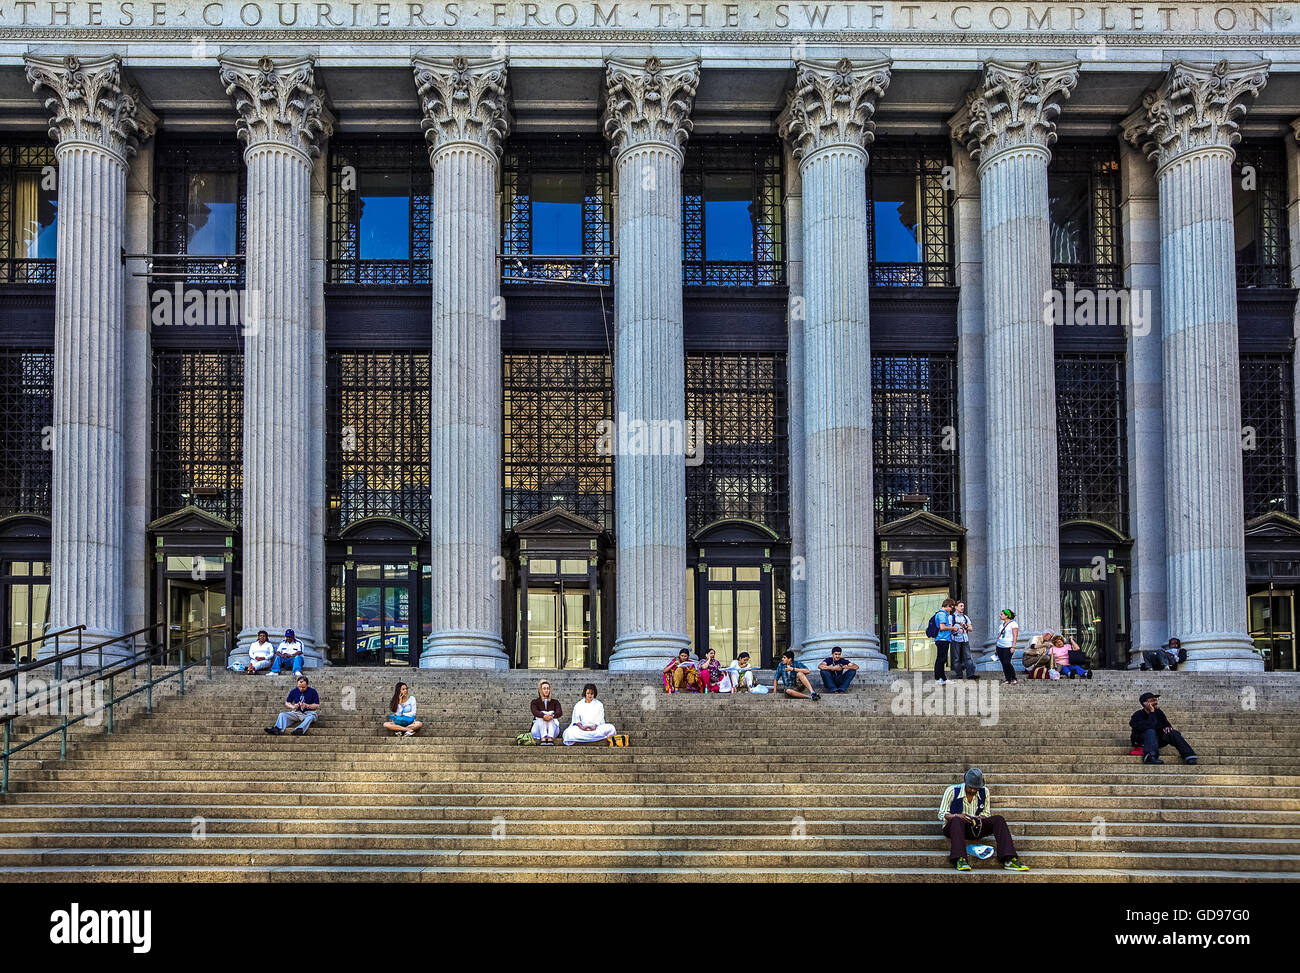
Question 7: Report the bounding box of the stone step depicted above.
[0,846,1295,871]
[1,816,1294,838]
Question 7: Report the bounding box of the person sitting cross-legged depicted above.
[774,650,820,701]
[383,681,423,736]
[230,629,274,674]
[663,649,702,693]
[265,675,320,736]
[563,683,617,745]
[1129,692,1198,765]
[817,645,858,694]
[939,768,1029,872]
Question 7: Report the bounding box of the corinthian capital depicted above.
[1122,60,1268,168]
[219,55,330,159]
[950,60,1079,164]
[602,57,700,159]
[778,58,891,161]
[413,56,511,159]
[25,55,154,161]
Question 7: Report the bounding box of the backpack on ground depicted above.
[607,734,630,747]
[515,732,538,746]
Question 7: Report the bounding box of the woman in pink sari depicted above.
[698,648,734,693]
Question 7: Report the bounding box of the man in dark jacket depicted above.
[1129,692,1197,765]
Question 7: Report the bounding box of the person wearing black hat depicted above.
[1140,637,1182,671]
[1129,692,1198,765]
[937,768,1029,872]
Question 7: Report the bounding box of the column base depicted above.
[798,634,888,672]
[1178,633,1263,671]
[236,628,321,669]
[40,627,131,666]
[420,631,509,669]
[608,632,692,671]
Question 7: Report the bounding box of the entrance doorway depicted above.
[524,583,593,668]
[1060,586,1105,666]
[347,563,418,666]
[2,558,49,663]
[700,566,766,665]
[1248,587,1295,671]
[166,576,227,662]
[887,587,948,670]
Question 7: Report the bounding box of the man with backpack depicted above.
[949,601,976,679]
[928,598,957,684]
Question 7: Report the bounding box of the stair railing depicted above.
[0,623,227,794]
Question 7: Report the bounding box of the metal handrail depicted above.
[0,623,163,683]
[0,624,86,662]
[1,623,227,794]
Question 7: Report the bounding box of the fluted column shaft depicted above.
[49,141,127,648]
[414,56,511,667]
[979,144,1061,639]
[609,139,691,667]
[1155,147,1253,662]
[601,57,698,669]
[951,60,1078,643]
[26,54,153,658]
[424,139,508,666]
[779,58,891,669]
[1125,59,1267,669]
[221,55,330,660]
[798,142,881,665]
[241,141,315,651]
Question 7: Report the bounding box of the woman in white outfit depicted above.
[563,683,616,745]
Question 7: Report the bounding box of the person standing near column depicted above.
[995,609,1019,685]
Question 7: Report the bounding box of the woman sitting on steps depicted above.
[383,681,423,736]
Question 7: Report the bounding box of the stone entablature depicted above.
[0,0,1294,41]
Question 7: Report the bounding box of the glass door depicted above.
[1061,587,1105,666]
[700,566,769,666]
[886,587,948,669]
[524,586,591,668]
[1249,588,1295,671]
[2,560,50,663]
[166,579,226,663]
[349,563,415,665]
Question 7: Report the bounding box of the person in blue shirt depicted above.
[265,675,320,735]
[774,650,820,701]
[933,597,957,684]
[817,645,858,693]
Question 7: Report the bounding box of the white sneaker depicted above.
[936,678,948,685]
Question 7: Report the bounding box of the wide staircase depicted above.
[0,668,1297,881]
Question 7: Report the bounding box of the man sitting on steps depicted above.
[939,768,1030,872]
[265,675,320,736]
[817,645,858,694]
[774,650,820,700]
[1129,692,1198,765]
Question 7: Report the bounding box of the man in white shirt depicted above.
[270,629,305,676]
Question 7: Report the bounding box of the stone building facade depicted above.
[0,2,1298,672]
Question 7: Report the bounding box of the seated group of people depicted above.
[663,646,860,700]
[529,680,617,745]
[230,629,307,676]
[1021,630,1092,680]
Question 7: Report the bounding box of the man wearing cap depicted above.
[270,629,305,676]
[1141,637,1182,671]
[1129,692,1198,765]
[937,768,1030,872]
